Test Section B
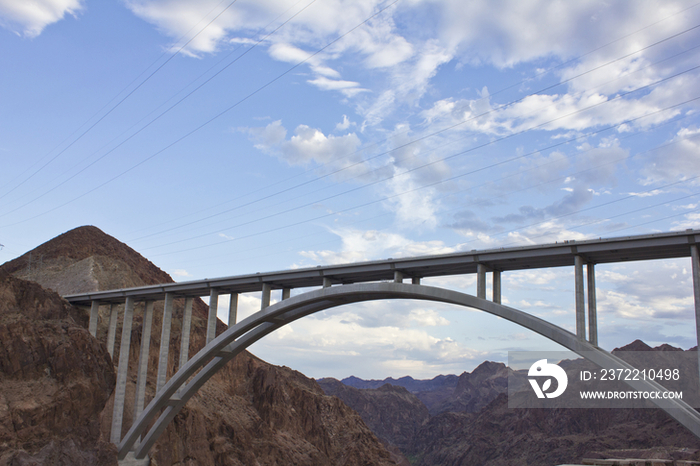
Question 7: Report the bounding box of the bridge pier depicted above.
[207,289,219,345]
[587,263,598,346]
[477,264,500,303]
[107,303,119,358]
[111,296,135,444]
[477,264,486,299]
[692,245,700,382]
[228,293,238,326]
[574,256,598,345]
[179,297,194,370]
[134,301,154,429]
[156,293,174,392]
[89,301,100,337]
[493,270,501,304]
[575,256,586,340]
[261,284,271,309]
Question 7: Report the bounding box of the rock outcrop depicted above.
[0,272,117,466]
[318,378,429,457]
[0,226,397,465]
[429,360,510,415]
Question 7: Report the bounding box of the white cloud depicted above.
[125,0,236,56]
[507,269,565,287]
[307,76,367,97]
[298,227,457,265]
[249,302,485,378]
[335,114,353,131]
[438,0,697,70]
[640,127,700,184]
[0,0,83,37]
[671,212,700,231]
[597,260,695,320]
[243,119,287,150]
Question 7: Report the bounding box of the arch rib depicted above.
[118,283,700,460]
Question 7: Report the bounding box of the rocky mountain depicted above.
[341,373,460,414]
[0,271,117,465]
[0,226,397,465]
[318,378,429,456]
[341,374,459,392]
[339,364,511,416]
[429,360,510,415]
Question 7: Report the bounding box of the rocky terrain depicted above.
[318,378,429,455]
[340,374,460,415]
[0,226,397,465]
[0,271,117,465]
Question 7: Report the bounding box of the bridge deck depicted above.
[64,230,700,305]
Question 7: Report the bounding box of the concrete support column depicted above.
[156,293,174,393]
[691,245,700,384]
[89,301,99,337]
[394,271,404,283]
[106,304,119,358]
[477,264,487,299]
[228,293,238,327]
[575,255,586,341]
[261,284,271,310]
[110,296,135,444]
[282,288,291,300]
[412,277,421,285]
[206,289,219,345]
[178,297,193,372]
[493,270,502,304]
[587,263,598,346]
[134,301,154,424]
[323,277,332,288]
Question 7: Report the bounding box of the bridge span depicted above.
[63,229,700,461]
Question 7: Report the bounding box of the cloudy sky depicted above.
[1,0,700,379]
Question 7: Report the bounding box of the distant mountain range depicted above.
[320,342,700,465]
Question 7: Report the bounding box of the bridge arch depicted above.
[119,282,700,459]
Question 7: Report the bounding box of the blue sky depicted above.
[1,0,700,379]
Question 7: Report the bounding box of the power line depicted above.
[138,107,700,270]
[138,63,700,252]
[124,24,700,245]
[0,0,317,219]
[146,91,700,257]
[0,0,242,203]
[2,0,692,230]
[0,0,398,226]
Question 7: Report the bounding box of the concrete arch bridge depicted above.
[63,230,700,462]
